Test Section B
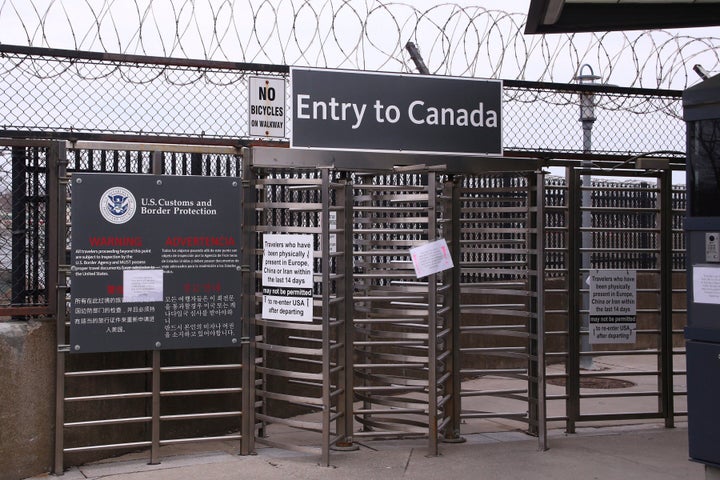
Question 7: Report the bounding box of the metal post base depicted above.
[441,436,467,444]
[331,441,360,452]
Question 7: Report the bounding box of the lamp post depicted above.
[575,64,601,370]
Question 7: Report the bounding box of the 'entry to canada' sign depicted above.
[291,67,502,156]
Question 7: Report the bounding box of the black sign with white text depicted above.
[70,174,242,353]
[291,67,502,155]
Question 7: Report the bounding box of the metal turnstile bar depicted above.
[64,441,153,453]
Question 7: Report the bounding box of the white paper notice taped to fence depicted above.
[410,239,454,278]
[693,265,720,304]
[262,234,314,322]
[588,269,636,344]
[123,269,163,303]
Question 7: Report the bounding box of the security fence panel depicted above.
[351,170,454,456]
[54,143,248,472]
[452,172,545,446]
[247,161,352,466]
[0,142,53,316]
[0,45,685,164]
[544,168,685,433]
[0,39,698,477]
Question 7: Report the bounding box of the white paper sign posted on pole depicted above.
[409,238,454,278]
[123,269,163,303]
[693,265,720,304]
[261,233,314,322]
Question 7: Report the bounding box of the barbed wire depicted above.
[0,0,718,89]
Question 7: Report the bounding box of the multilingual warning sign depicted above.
[261,234,314,322]
[70,173,242,353]
[588,269,637,344]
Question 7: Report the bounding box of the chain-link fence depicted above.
[0,46,287,144]
[503,81,684,156]
[0,45,685,158]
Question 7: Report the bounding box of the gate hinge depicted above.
[58,344,71,353]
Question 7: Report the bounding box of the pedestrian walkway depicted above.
[33,423,700,480]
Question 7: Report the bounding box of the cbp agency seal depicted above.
[99,187,136,224]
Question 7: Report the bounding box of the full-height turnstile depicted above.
[249,148,544,459]
[351,168,455,455]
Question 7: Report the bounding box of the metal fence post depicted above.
[320,167,332,466]
[149,151,163,465]
[338,174,355,446]
[241,147,257,455]
[52,140,68,475]
[11,146,27,312]
[445,175,464,443]
[530,170,548,450]
[427,172,439,456]
[659,169,675,428]
[566,169,580,433]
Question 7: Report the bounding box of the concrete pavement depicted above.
[30,423,702,480]
[25,353,699,480]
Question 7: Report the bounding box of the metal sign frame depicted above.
[290,67,503,156]
[69,173,243,353]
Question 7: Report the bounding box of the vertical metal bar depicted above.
[54,347,66,475]
[427,172,439,456]
[356,175,371,430]
[534,170,548,450]
[580,168,593,370]
[659,169,675,428]
[11,146,27,311]
[152,151,164,176]
[52,141,68,475]
[150,350,161,465]
[241,147,256,455]
[191,152,202,176]
[47,146,59,318]
[149,150,163,465]
[446,175,464,442]
[31,148,41,304]
[338,174,355,445]
[640,182,651,269]
[320,167,332,466]
[566,168,580,433]
[528,173,539,438]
